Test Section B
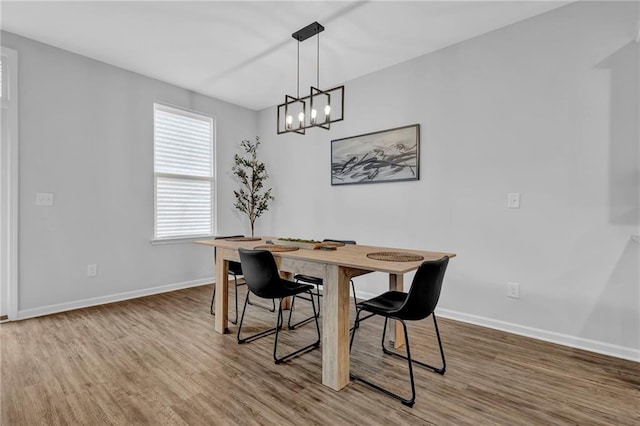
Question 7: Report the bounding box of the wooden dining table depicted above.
[196,237,455,391]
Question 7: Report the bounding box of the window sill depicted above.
[150,235,216,245]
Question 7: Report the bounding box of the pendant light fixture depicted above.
[277,21,345,135]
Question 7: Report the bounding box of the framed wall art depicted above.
[331,124,420,186]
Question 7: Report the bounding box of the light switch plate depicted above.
[507,192,520,209]
[507,282,520,299]
[87,264,98,277]
[36,192,54,206]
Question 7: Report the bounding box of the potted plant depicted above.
[232,137,275,237]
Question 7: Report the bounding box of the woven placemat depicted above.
[367,251,424,262]
[225,237,261,242]
[254,245,299,252]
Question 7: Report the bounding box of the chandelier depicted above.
[277,22,345,135]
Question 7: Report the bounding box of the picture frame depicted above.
[331,124,420,186]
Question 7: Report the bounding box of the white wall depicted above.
[0,31,257,316]
[256,1,640,359]
[2,2,637,361]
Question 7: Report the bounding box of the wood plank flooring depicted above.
[1,284,639,425]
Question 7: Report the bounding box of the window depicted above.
[153,103,215,240]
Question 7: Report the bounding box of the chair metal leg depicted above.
[288,278,356,330]
[211,274,276,323]
[349,308,363,351]
[274,291,321,364]
[351,280,358,313]
[350,304,375,332]
[230,275,239,325]
[381,314,446,375]
[351,314,416,407]
[237,292,279,344]
[237,290,320,363]
[247,286,277,312]
[286,295,297,328]
[287,284,321,330]
[350,279,361,330]
[209,285,216,315]
[288,278,357,330]
[349,308,377,358]
[232,276,276,324]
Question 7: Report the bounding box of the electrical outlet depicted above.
[87,264,98,277]
[507,282,520,299]
[507,192,520,209]
[36,192,54,206]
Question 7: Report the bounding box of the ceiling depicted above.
[1,1,571,111]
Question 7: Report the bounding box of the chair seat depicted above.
[294,274,323,286]
[257,280,315,300]
[358,291,407,316]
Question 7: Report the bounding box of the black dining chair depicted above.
[237,248,321,364]
[287,239,359,329]
[349,257,449,407]
[209,236,274,325]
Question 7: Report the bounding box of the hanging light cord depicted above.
[297,40,300,98]
[316,31,320,88]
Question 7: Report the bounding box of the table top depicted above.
[196,237,455,274]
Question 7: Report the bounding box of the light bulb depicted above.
[311,109,317,125]
[298,112,305,128]
[286,114,293,129]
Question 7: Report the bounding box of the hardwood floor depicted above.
[1,284,639,425]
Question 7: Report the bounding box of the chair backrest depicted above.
[396,257,449,321]
[238,248,281,298]
[323,239,356,245]
[215,235,243,274]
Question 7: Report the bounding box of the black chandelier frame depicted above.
[277,22,345,135]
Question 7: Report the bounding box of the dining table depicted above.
[196,237,456,391]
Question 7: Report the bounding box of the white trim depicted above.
[356,290,639,362]
[436,308,640,363]
[16,277,213,320]
[150,234,216,245]
[212,115,218,236]
[0,46,19,320]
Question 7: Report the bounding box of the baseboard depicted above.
[16,277,214,320]
[437,308,640,363]
[356,290,639,362]
[15,285,640,362]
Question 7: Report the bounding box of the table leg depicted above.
[214,250,229,333]
[322,264,350,391]
[389,273,405,349]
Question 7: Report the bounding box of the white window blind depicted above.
[154,103,215,240]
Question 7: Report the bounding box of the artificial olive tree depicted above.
[232,137,274,237]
